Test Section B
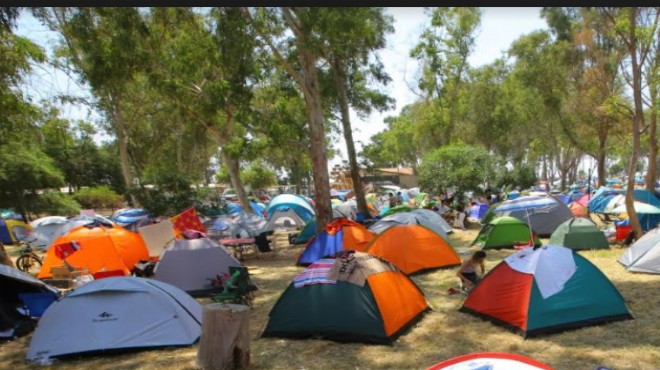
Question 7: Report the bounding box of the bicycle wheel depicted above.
[16,254,42,276]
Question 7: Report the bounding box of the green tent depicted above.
[382,205,415,217]
[549,217,610,250]
[473,216,541,250]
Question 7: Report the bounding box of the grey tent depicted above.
[0,265,58,339]
[267,209,306,230]
[619,226,660,274]
[209,213,272,239]
[410,209,453,234]
[26,277,201,362]
[369,210,449,241]
[153,238,243,296]
[498,196,573,237]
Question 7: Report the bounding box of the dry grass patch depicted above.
[1,226,659,370]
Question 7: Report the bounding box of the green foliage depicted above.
[418,144,500,196]
[133,173,210,217]
[29,191,81,215]
[72,186,124,210]
[242,161,277,190]
[496,164,538,190]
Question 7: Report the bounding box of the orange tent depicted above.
[38,235,130,279]
[570,202,588,217]
[45,224,148,271]
[356,224,460,275]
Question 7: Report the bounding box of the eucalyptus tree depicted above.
[0,9,67,220]
[243,7,347,230]
[598,7,660,237]
[410,7,481,146]
[316,8,395,218]
[143,7,259,213]
[37,7,150,205]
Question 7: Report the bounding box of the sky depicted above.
[14,8,550,168]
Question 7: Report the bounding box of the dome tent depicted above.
[618,226,660,274]
[296,218,375,266]
[356,224,460,275]
[26,277,202,362]
[472,216,541,250]
[38,224,149,279]
[460,244,633,338]
[153,237,244,296]
[549,217,609,250]
[262,251,429,344]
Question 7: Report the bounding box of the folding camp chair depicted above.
[211,266,253,308]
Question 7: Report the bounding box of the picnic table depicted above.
[219,238,256,261]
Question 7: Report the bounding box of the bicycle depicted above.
[15,241,43,276]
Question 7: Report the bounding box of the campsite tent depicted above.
[0,219,31,244]
[52,224,147,267]
[460,244,633,337]
[618,226,660,274]
[267,194,315,224]
[262,252,429,344]
[153,237,242,296]
[468,203,489,222]
[356,224,460,275]
[292,219,318,245]
[410,209,454,234]
[549,218,609,250]
[266,209,306,230]
[0,265,58,339]
[38,225,149,279]
[473,217,541,250]
[26,277,202,362]
[29,217,112,249]
[297,219,375,266]
[569,202,588,217]
[497,195,572,237]
[369,211,450,241]
[38,235,132,279]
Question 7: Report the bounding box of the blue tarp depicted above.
[297,229,344,265]
[267,194,315,223]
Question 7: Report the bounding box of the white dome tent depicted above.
[26,277,202,362]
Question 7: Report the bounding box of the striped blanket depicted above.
[293,258,337,288]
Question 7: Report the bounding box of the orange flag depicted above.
[170,207,206,237]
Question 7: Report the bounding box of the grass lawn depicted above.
[1,227,658,370]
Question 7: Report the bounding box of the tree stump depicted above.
[197,303,250,370]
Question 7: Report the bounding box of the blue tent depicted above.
[469,203,489,220]
[297,230,345,265]
[113,208,150,224]
[267,194,315,223]
[556,194,571,204]
[506,190,520,200]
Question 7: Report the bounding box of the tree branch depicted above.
[241,7,307,93]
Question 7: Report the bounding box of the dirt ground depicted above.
[1,226,659,370]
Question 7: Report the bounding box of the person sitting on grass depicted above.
[457,250,486,291]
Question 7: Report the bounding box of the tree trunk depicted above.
[296,35,332,232]
[626,9,644,238]
[332,58,369,218]
[197,303,250,370]
[597,144,607,188]
[113,100,139,207]
[646,86,657,192]
[219,151,254,215]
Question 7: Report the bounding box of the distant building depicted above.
[361,167,418,189]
